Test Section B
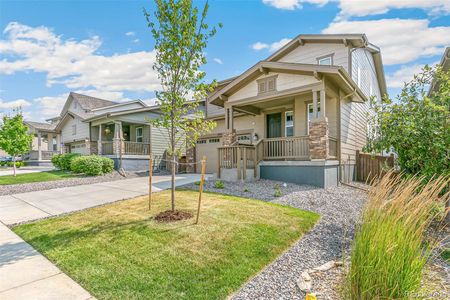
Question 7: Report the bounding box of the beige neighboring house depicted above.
[25,92,171,171]
[428,47,449,96]
[196,34,387,188]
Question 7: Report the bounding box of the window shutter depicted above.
[258,81,266,93]
[268,78,275,91]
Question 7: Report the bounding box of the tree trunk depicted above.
[13,157,16,177]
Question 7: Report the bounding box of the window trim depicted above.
[307,102,321,134]
[285,111,294,137]
[316,53,334,66]
[136,127,143,143]
[72,124,77,136]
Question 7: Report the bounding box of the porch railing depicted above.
[100,142,114,155]
[99,141,151,156]
[217,145,257,180]
[124,141,151,155]
[217,135,339,179]
[263,136,309,160]
[24,150,59,161]
[329,137,338,158]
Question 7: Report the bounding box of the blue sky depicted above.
[0,0,449,121]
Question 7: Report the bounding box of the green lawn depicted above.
[0,170,77,185]
[13,190,319,300]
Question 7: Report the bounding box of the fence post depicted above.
[242,147,247,181]
[355,150,360,182]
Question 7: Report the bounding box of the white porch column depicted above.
[98,124,103,155]
[56,134,62,153]
[312,90,318,120]
[37,131,42,161]
[320,89,326,119]
[47,133,54,151]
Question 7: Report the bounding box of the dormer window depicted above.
[257,75,277,94]
[317,54,333,66]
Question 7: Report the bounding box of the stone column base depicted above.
[222,130,237,146]
[309,119,329,160]
[186,146,196,173]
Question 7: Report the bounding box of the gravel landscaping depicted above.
[0,170,156,196]
[183,179,368,299]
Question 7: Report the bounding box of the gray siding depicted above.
[351,48,381,101]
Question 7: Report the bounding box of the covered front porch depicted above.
[217,85,339,182]
[24,122,62,165]
[90,121,152,156]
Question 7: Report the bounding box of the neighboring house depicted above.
[196,34,387,188]
[25,92,170,171]
[428,47,449,96]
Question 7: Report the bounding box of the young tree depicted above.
[366,65,449,222]
[0,110,33,176]
[144,0,220,211]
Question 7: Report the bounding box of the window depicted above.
[257,76,277,94]
[209,138,220,143]
[237,135,251,141]
[73,101,77,109]
[136,127,143,143]
[72,124,77,135]
[317,54,333,66]
[197,139,206,144]
[307,102,321,134]
[285,111,294,137]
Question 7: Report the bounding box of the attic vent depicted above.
[257,75,277,94]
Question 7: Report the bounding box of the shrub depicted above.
[7,161,23,168]
[52,153,81,171]
[214,180,224,189]
[51,154,62,169]
[346,173,449,299]
[273,184,282,197]
[100,156,114,174]
[70,155,114,176]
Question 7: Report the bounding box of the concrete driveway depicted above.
[0,173,203,225]
[0,173,203,299]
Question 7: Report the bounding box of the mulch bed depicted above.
[154,210,193,222]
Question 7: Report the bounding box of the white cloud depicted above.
[132,39,140,43]
[0,98,31,109]
[251,42,269,51]
[33,93,69,118]
[323,19,450,65]
[251,38,292,52]
[213,58,223,64]
[125,31,135,36]
[337,0,450,20]
[0,22,160,92]
[385,62,439,88]
[262,0,328,10]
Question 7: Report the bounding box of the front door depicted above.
[266,113,282,138]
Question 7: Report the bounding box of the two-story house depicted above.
[196,34,387,187]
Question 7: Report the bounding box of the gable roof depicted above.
[208,61,367,106]
[265,34,387,97]
[70,92,118,110]
[25,121,57,132]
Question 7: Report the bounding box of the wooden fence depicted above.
[356,150,395,183]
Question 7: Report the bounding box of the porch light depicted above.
[104,127,111,135]
[253,133,259,141]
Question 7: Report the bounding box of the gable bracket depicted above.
[259,66,269,75]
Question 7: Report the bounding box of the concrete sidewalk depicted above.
[0,166,54,177]
[0,173,202,299]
